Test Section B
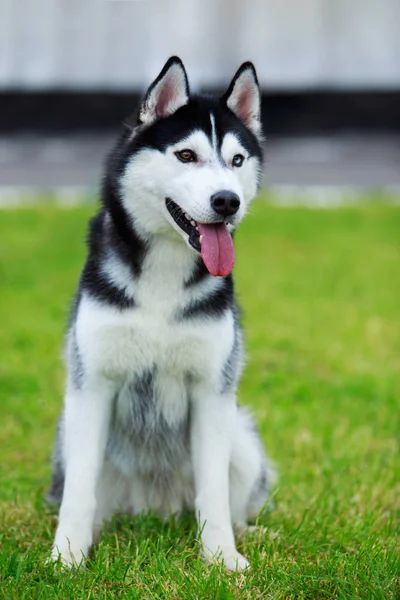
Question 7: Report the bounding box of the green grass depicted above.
[0,197,399,599]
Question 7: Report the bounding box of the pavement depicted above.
[0,134,399,204]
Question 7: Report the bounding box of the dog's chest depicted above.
[78,246,232,382]
[94,302,207,378]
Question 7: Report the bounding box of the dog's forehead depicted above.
[135,97,261,159]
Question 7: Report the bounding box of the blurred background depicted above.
[1,3,399,595]
[0,0,399,200]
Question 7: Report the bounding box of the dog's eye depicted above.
[232,154,245,167]
[175,149,197,163]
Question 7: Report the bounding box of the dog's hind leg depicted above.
[93,461,130,542]
[46,415,65,507]
[229,408,276,530]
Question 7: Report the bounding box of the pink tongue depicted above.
[198,222,235,277]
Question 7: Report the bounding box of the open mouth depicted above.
[166,198,201,252]
[165,198,235,277]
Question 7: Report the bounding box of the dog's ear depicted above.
[222,62,261,137]
[138,56,190,125]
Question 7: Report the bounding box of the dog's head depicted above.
[114,56,263,277]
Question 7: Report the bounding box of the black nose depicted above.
[210,191,240,217]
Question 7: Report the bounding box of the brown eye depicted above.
[175,149,197,163]
[232,154,245,167]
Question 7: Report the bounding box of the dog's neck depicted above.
[103,211,211,293]
[101,177,214,289]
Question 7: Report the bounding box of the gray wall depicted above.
[1,0,399,90]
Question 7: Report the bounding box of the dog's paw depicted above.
[222,549,250,572]
[50,542,86,569]
[202,545,250,572]
[50,529,91,568]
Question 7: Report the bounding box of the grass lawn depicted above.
[0,197,399,599]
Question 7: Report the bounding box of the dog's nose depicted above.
[210,191,240,217]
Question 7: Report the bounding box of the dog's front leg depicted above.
[51,378,115,567]
[191,390,249,572]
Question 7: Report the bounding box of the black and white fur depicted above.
[48,57,276,571]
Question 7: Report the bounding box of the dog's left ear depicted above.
[222,62,261,137]
[138,56,190,125]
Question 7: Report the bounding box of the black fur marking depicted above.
[257,468,268,495]
[128,367,157,435]
[107,367,190,475]
[67,288,81,329]
[79,207,147,309]
[70,327,84,389]
[80,265,135,309]
[101,175,149,278]
[46,467,65,505]
[184,256,209,288]
[178,275,234,320]
[221,312,242,393]
[46,417,65,505]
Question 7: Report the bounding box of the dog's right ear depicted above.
[138,57,190,126]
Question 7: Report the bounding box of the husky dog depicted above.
[48,56,276,572]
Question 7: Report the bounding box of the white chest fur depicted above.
[75,239,235,394]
